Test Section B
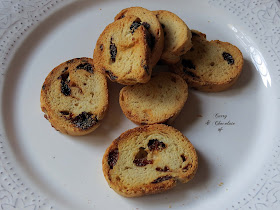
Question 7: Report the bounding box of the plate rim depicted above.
[1,0,280,209]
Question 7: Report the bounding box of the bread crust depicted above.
[40,57,108,135]
[170,30,243,92]
[114,7,164,67]
[102,124,198,197]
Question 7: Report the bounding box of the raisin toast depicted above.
[40,58,108,135]
[93,15,151,85]
[114,7,164,67]
[102,124,198,197]
[170,30,243,92]
[119,72,188,125]
[153,10,192,64]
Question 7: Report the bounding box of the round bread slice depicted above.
[93,15,151,85]
[170,30,244,92]
[114,7,164,67]
[102,124,198,197]
[40,57,108,136]
[119,72,188,125]
[153,10,192,64]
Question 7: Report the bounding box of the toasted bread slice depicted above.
[170,30,243,92]
[102,124,198,197]
[115,7,164,68]
[119,72,188,125]
[93,15,151,85]
[40,58,108,135]
[153,10,192,64]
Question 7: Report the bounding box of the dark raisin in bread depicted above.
[40,57,108,135]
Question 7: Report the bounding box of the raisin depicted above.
[143,65,149,75]
[59,72,71,96]
[66,59,75,64]
[182,59,195,70]
[62,67,68,73]
[191,31,199,37]
[120,14,125,19]
[42,84,46,90]
[135,147,147,159]
[134,158,153,166]
[141,60,149,75]
[142,22,150,30]
[64,112,74,120]
[133,147,153,166]
[61,81,71,96]
[148,139,166,151]
[181,154,186,162]
[108,148,119,169]
[130,21,141,33]
[110,38,117,62]
[183,164,192,171]
[146,33,155,50]
[44,114,48,120]
[60,111,70,115]
[59,72,69,81]
[151,175,173,184]
[76,63,94,73]
[71,112,98,130]
[100,44,103,51]
[161,24,165,29]
[105,69,118,81]
[222,52,234,65]
[183,70,199,78]
[156,166,170,172]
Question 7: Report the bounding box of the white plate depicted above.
[1,0,280,209]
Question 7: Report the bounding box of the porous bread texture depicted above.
[119,72,188,125]
[153,10,192,64]
[40,57,108,136]
[170,30,244,92]
[93,15,151,85]
[102,124,198,197]
[114,7,164,67]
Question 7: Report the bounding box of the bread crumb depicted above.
[169,205,172,208]
[197,114,203,117]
